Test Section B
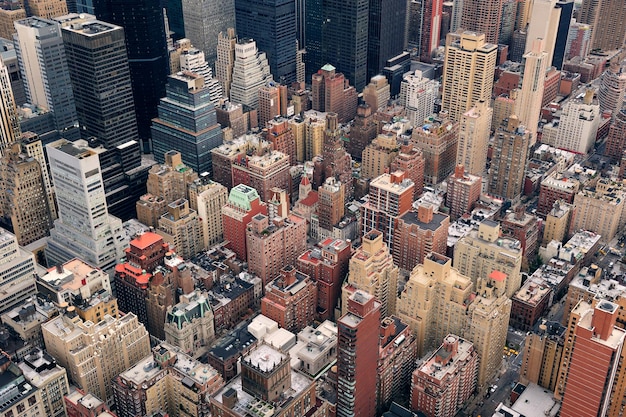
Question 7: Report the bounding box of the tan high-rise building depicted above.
[492,92,518,130]
[453,219,523,298]
[488,116,531,200]
[215,28,237,97]
[0,142,53,246]
[467,272,511,387]
[524,0,560,64]
[0,6,25,40]
[442,31,497,122]
[311,64,358,123]
[519,320,566,392]
[18,348,70,417]
[516,38,549,144]
[344,229,398,319]
[25,0,67,18]
[390,142,426,199]
[190,176,228,248]
[362,74,390,111]
[42,311,151,406]
[570,178,626,243]
[19,132,57,220]
[397,253,473,357]
[456,100,492,176]
[361,132,399,179]
[543,201,572,244]
[0,56,21,153]
[157,199,204,259]
[460,0,504,44]
[317,177,345,231]
[579,0,626,52]
[301,110,326,160]
[146,150,198,205]
[114,342,224,417]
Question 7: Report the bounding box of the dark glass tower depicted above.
[305,0,369,90]
[151,73,223,175]
[367,0,408,79]
[92,0,169,153]
[164,0,185,40]
[552,0,574,69]
[59,15,138,149]
[235,0,296,84]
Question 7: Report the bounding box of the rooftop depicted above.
[242,344,287,373]
[417,335,475,382]
[400,210,448,231]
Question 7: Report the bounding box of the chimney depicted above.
[223,388,238,409]
[56,264,64,274]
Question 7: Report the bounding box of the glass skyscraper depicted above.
[235,0,296,84]
[152,72,223,175]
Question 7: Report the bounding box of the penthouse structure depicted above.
[222,185,268,261]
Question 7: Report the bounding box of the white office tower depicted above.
[515,38,548,144]
[0,227,38,313]
[551,90,600,154]
[0,57,21,154]
[180,47,223,105]
[399,70,439,128]
[229,38,273,109]
[524,0,560,63]
[45,139,127,272]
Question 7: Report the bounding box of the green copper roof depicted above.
[228,184,260,211]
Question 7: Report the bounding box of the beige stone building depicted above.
[164,290,215,358]
[360,132,399,180]
[0,7,26,40]
[18,348,70,417]
[456,99,492,176]
[113,342,224,417]
[157,199,204,259]
[42,311,151,405]
[344,229,398,318]
[453,219,523,298]
[25,0,68,19]
[396,253,473,357]
[570,179,626,243]
[146,151,198,205]
[543,201,572,244]
[441,31,497,122]
[189,175,228,248]
[362,74,390,111]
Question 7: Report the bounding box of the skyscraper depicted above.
[89,0,168,152]
[552,1,574,69]
[605,110,626,162]
[516,38,548,144]
[229,39,273,109]
[345,229,398,318]
[311,64,358,123]
[441,31,497,122]
[45,139,127,272]
[215,28,237,98]
[235,0,296,83]
[222,184,268,261]
[0,227,38,314]
[488,116,530,201]
[416,0,443,63]
[412,112,459,185]
[367,0,408,78]
[398,70,439,129]
[13,17,78,136]
[181,0,235,64]
[0,142,53,246]
[598,62,626,117]
[57,14,138,150]
[0,56,20,153]
[305,0,369,90]
[578,0,626,52]
[179,47,223,105]
[460,0,504,45]
[456,100,492,175]
[337,290,380,417]
[560,301,626,417]
[524,0,560,65]
[151,72,223,175]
